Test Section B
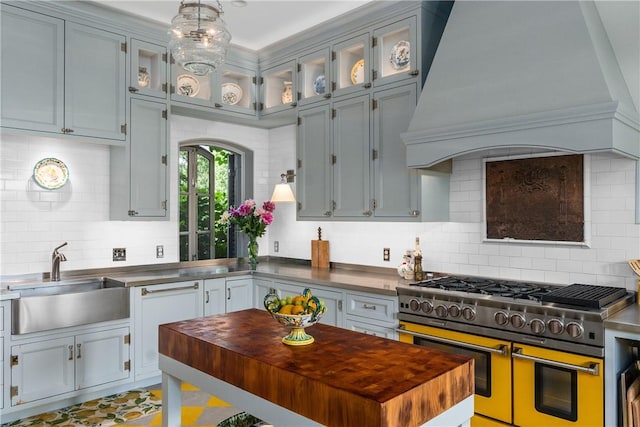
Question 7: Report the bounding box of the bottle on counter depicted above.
[414,237,423,281]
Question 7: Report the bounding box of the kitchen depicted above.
[1,0,639,426]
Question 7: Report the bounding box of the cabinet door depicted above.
[297,105,332,218]
[129,98,168,218]
[333,94,371,218]
[276,283,343,327]
[204,278,226,316]
[134,281,202,380]
[345,317,397,339]
[130,39,168,99]
[260,60,296,115]
[332,33,371,98]
[76,327,130,390]
[215,63,257,116]
[171,60,216,107]
[226,277,253,313]
[253,278,275,309]
[64,22,126,141]
[372,83,420,218]
[372,16,418,87]
[11,337,75,406]
[0,5,64,133]
[298,47,330,106]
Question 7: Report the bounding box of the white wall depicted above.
[1,120,639,290]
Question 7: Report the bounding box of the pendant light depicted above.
[168,0,232,76]
[271,170,296,203]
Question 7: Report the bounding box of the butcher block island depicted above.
[158,309,474,427]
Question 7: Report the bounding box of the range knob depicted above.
[448,304,461,318]
[530,318,546,334]
[435,304,448,318]
[566,321,584,338]
[547,319,564,335]
[494,311,509,326]
[462,306,476,321]
[510,313,526,329]
[421,300,433,313]
[409,299,420,312]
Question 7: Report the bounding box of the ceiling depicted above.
[98,0,372,51]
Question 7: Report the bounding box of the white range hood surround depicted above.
[402,0,640,168]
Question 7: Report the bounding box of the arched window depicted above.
[179,139,253,261]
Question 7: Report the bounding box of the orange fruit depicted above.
[278,304,294,314]
[291,305,305,315]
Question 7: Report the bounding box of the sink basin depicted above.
[10,278,130,335]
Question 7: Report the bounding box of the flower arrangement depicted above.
[219,199,275,269]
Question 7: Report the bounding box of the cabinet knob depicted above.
[324,211,332,217]
[409,70,419,76]
[410,210,420,216]
[363,210,372,217]
[363,83,372,89]
[128,86,140,93]
[214,103,223,108]
[324,93,331,99]
[291,102,298,108]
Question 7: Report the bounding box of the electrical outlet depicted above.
[156,245,164,258]
[113,248,126,261]
[383,248,390,261]
[274,241,279,252]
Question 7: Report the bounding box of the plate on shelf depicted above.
[176,74,199,97]
[389,40,410,70]
[350,59,364,85]
[138,67,150,88]
[221,82,243,105]
[33,158,69,190]
[313,75,326,95]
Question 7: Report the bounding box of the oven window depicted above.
[415,337,491,397]
[534,363,577,421]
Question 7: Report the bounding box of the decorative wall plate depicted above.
[221,82,243,105]
[176,74,199,97]
[390,40,410,70]
[350,59,365,84]
[313,75,326,95]
[33,158,69,190]
[138,67,150,88]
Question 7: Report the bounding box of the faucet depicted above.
[51,242,68,281]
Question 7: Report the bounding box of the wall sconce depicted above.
[270,169,296,203]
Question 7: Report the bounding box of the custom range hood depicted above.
[402,1,640,168]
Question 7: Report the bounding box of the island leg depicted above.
[162,372,182,427]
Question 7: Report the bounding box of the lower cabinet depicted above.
[10,326,130,406]
[133,280,202,380]
[344,291,398,339]
[203,277,253,315]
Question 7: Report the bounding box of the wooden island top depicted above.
[158,309,473,427]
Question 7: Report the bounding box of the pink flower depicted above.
[237,203,252,216]
[262,201,276,212]
[261,212,273,225]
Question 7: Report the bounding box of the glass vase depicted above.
[247,236,258,270]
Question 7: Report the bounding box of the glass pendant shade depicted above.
[168,1,231,76]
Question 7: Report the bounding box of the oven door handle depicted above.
[396,327,509,356]
[512,347,600,375]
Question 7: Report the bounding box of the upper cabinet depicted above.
[259,59,296,116]
[297,48,331,107]
[372,16,418,87]
[0,4,126,144]
[331,33,371,98]
[129,39,168,99]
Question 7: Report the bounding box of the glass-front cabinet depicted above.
[372,16,418,87]
[130,39,167,99]
[215,63,256,116]
[297,47,330,106]
[260,59,296,115]
[331,33,370,98]
[170,59,215,107]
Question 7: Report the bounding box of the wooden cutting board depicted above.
[311,227,329,268]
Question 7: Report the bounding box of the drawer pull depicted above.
[68,345,74,360]
[77,343,82,359]
[141,282,199,296]
[363,304,376,310]
[512,347,599,375]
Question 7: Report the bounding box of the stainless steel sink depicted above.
[10,278,130,335]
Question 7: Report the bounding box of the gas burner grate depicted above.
[541,284,628,308]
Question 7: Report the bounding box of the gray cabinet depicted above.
[259,59,297,116]
[0,5,126,143]
[110,98,168,220]
[372,16,418,88]
[130,39,168,99]
[225,277,254,313]
[344,292,398,339]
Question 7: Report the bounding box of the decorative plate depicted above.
[281,81,293,104]
[390,40,410,70]
[313,74,326,95]
[138,67,150,88]
[176,74,199,97]
[350,59,365,85]
[33,158,69,190]
[221,82,243,105]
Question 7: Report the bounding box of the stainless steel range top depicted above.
[397,276,634,357]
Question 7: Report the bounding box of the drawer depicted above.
[345,317,397,340]
[0,305,3,331]
[345,293,396,323]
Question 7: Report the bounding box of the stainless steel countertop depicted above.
[605,303,640,335]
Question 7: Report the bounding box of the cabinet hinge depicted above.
[372,69,378,81]
[297,202,301,211]
[170,84,175,94]
[162,52,167,63]
[331,108,336,119]
[259,77,264,85]
[162,200,167,210]
[297,158,302,168]
[121,42,127,53]
[331,154,337,165]
[124,334,131,344]
[372,37,377,47]
[162,83,168,93]
[11,355,18,366]
[121,123,127,135]
[331,51,336,61]
[170,55,175,65]
[252,76,256,84]
[373,199,378,209]
[332,200,337,210]
[128,210,138,216]
[161,155,168,165]
[252,102,257,111]
[297,91,301,101]
[331,81,336,92]
[124,360,131,371]
[259,102,264,111]
[297,116,302,126]
[10,386,18,398]
[338,300,343,311]
[297,63,301,72]
[372,149,378,160]
[372,99,378,110]
[162,110,168,119]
